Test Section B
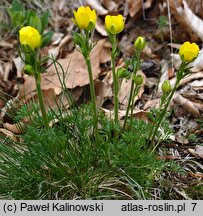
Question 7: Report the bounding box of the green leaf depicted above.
[27,10,37,24]
[30,16,42,33]
[11,0,24,12]
[41,31,54,47]
[41,11,50,34]
[72,31,85,48]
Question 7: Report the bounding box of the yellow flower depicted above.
[73,6,97,31]
[19,26,41,50]
[105,14,124,35]
[179,41,200,62]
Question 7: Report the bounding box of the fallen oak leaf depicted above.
[45,39,110,90]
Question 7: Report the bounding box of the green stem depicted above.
[150,80,178,150]
[83,30,99,145]
[85,56,99,145]
[130,86,140,128]
[123,80,135,131]
[123,52,140,131]
[149,63,187,150]
[35,73,49,129]
[111,34,119,139]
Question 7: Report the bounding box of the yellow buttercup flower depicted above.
[105,14,124,35]
[73,6,97,31]
[179,41,199,63]
[19,26,41,50]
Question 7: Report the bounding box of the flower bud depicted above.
[117,68,128,78]
[134,36,146,51]
[133,74,143,85]
[23,65,34,75]
[161,80,172,93]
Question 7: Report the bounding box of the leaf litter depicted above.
[0,0,203,199]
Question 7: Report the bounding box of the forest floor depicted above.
[0,0,203,199]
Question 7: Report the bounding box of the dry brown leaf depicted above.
[95,79,112,107]
[48,35,72,63]
[143,0,153,9]
[3,122,23,134]
[158,155,182,161]
[177,0,203,41]
[57,87,84,108]
[144,98,160,110]
[167,69,203,90]
[95,18,107,36]
[118,109,149,123]
[180,79,203,101]
[171,0,203,41]
[20,75,84,109]
[51,32,64,45]
[192,50,203,71]
[188,145,203,159]
[13,57,24,78]
[0,128,18,141]
[179,72,203,86]
[19,39,110,108]
[188,171,203,179]
[43,39,110,91]
[86,0,108,15]
[0,40,13,49]
[127,0,142,17]
[3,62,12,81]
[102,107,149,123]
[119,70,146,107]
[173,92,200,116]
[195,145,203,158]
[101,0,117,11]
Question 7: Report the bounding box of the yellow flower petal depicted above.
[179,41,199,62]
[72,6,97,31]
[105,14,124,35]
[19,26,41,50]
